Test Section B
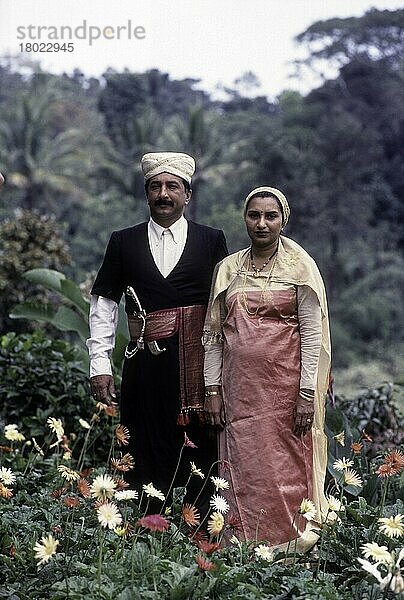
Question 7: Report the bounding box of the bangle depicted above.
[205,390,220,397]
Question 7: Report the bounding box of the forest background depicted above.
[0,7,403,389]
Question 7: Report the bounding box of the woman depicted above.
[203,186,331,551]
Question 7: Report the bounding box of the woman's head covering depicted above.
[244,186,290,227]
[141,152,195,184]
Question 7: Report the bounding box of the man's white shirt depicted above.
[86,216,188,377]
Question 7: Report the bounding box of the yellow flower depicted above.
[47,417,64,442]
[299,498,316,521]
[34,534,59,565]
[361,542,394,565]
[57,465,80,482]
[190,462,205,479]
[97,502,123,529]
[378,515,404,538]
[343,468,363,488]
[333,457,354,472]
[207,512,224,536]
[211,476,229,491]
[255,544,273,562]
[4,424,25,442]
[333,431,345,447]
[142,482,165,501]
[91,474,117,500]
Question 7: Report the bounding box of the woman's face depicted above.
[245,196,283,249]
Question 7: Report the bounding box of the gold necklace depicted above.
[250,247,278,278]
[240,253,277,317]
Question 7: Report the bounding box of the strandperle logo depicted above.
[16,20,146,46]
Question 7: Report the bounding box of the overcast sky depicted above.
[0,0,402,99]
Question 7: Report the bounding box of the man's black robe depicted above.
[92,220,228,501]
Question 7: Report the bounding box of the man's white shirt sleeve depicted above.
[87,295,118,377]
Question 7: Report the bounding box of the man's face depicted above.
[146,173,191,227]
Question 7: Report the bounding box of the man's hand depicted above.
[204,387,225,429]
[293,393,314,436]
[90,375,116,405]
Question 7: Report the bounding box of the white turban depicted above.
[141,152,195,184]
[244,186,290,226]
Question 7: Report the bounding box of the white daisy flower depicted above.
[34,534,59,565]
[91,474,117,500]
[142,482,165,501]
[97,502,123,530]
[333,457,354,472]
[0,467,16,486]
[299,498,316,521]
[209,494,230,514]
[211,476,229,491]
[115,490,139,501]
[255,544,274,562]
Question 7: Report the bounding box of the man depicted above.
[87,152,228,498]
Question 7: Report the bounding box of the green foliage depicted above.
[0,210,71,334]
[0,331,92,438]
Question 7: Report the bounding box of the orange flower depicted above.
[196,555,215,571]
[385,450,404,472]
[77,478,91,498]
[105,404,118,417]
[376,464,396,478]
[0,483,13,499]
[50,487,67,499]
[115,425,130,446]
[113,476,129,491]
[63,496,80,508]
[136,514,170,532]
[111,453,135,472]
[197,540,220,555]
[182,504,200,527]
[351,442,363,454]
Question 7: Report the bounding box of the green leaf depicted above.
[23,268,65,292]
[9,302,57,322]
[60,279,89,317]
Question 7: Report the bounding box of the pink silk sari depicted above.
[219,282,313,544]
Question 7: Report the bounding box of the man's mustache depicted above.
[154,199,174,206]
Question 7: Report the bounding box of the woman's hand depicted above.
[204,386,225,429]
[293,393,314,436]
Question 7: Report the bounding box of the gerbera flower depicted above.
[91,474,117,500]
[351,442,363,454]
[361,542,394,565]
[34,534,59,565]
[377,463,397,478]
[184,432,197,448]
[196,555,215,571]
[63,496,80,509]
[115,490,139,501]
[115,425,130,446]
[4,424,25,442]
[57,465,80,482]
[136,514,170,532]
[142,482,165,501]
[207,512,224,536]
[326,495,344,513]
[0,483,13,499]
[343,468,363,488]
[333,431,345,447]
[110,453,135,472]
[210,494,230,514]
[333,457,354,471]
[182,503,200,527]
[78,418,91,430]
[211,476,229,491]
[50,487,67,499]
[197,540,220,554]
[47,417,64,442]
[378,515,404,538]
[190,462,204,479]
[77,478,91,498]
[97,502,123,529]
[113,476,129,491]
[255,544,274,562]
[383,450,404,474]
[299,498,316,521]
[0,467,16,486]
[227,513,242,532]
[32,438,44,456]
